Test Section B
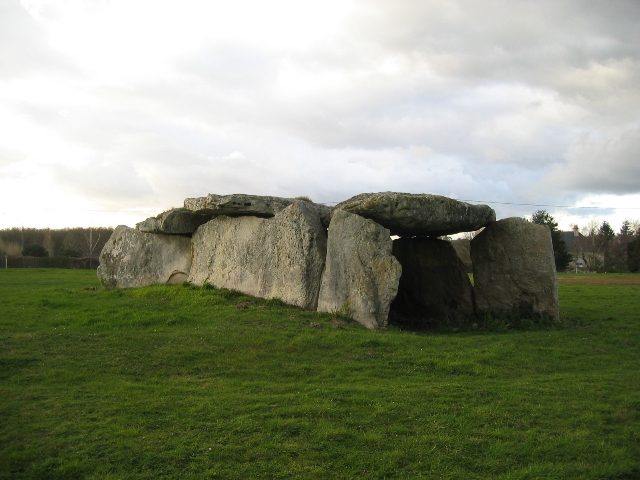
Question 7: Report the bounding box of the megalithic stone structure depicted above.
[98,192,558,330]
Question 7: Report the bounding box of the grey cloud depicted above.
[100,0,637,172]
[541,128,640,194]
[52,156,154,201]
[248,0,640,155]
[347,0,640,78]
[6,100,150,154]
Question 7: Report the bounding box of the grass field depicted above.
[1,269,639,479]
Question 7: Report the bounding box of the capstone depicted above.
[136,208,214,235]
[184,193,296,217]
[331,192,496,237]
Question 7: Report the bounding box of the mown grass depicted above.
[1,270,639,479]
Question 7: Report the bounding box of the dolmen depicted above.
[98,192,559,329]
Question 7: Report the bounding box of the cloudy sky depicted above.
[1,0,639,231]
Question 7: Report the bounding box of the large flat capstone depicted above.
[188,201,327,310]
[184,193,332,227]
[471,217,559,321]
[317,210,402,329]
[97,226,192,288]
[331,192,496,237]
[136,208,214,235]
[184,193,296,217]
[391,237,475,327]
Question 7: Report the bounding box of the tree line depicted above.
[0,227,114,259]
[530,211,640,273]
[3,216,640,273]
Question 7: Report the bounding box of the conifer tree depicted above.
[531,210,572,272]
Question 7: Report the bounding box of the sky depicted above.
[1,0,639,231]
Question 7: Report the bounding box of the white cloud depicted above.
[0,145,26,167]
[1,0,639,228]
[1,0,73,79]
[224,151,246,159]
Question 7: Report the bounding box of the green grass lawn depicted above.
[1,269,639,479]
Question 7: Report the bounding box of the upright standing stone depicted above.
[97,226,192,288]
[391,237,475,327]
[471,217,559,321]
[188,201,327,310]
[317,210,402,329]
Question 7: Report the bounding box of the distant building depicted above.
[561,227,604,272]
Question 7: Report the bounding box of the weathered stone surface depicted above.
[390,237,475,327]
[188,201,327,310]
[184,193,295,218]
[331,192,496,237]
[97,226,192,288]
[304,201,331,229]
[136,209,214,235]
[317,210,402,329]
[451,238,472,272]
[471,217,559,321]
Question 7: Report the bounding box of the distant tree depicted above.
[530,210,572,272]
[58,246,83,257]
[82,228,104,269]
[22,244,49,257]
[574,220,617,272]
[43,229,55,256]
[629,237,640,273]
[1,227,113,256]
[605,219,638,272]
[598,221,615,243]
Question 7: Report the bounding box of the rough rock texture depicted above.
[97,226,192,288]
[188,201,327,310]
[136,209,214,235]
[471,217,559,321]
[390,237,475,327]
[331,192,496,237]
[451,238,472,272]
[305,201,332,229]
[317,210,402,329]
[184,193,296,218]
